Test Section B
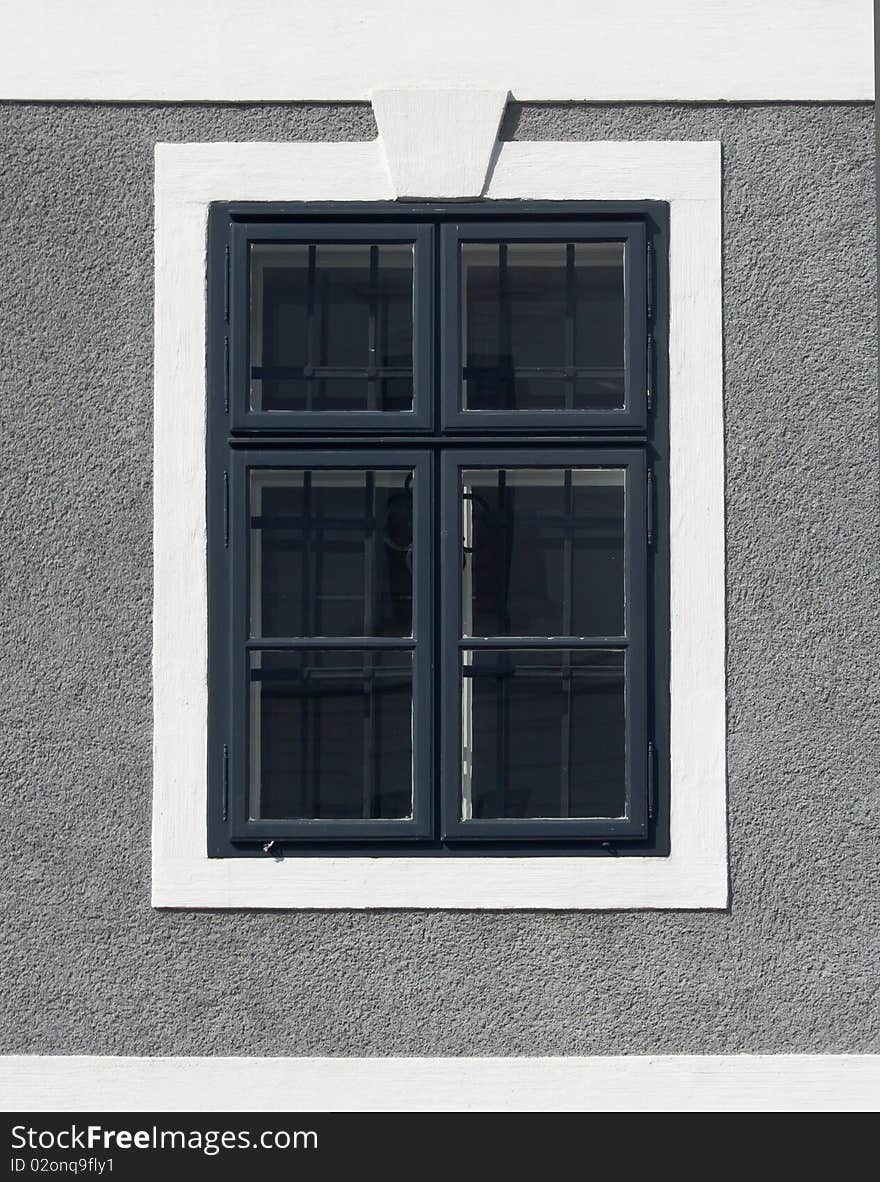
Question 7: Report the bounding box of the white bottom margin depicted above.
[1,1055,877,1112]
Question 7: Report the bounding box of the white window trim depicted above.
[153,134,725,909]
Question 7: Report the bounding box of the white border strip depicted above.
[153,137,725,909]
[2,0,874,101]
[3,1056,878,1112]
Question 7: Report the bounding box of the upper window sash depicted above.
[440,220,648,431]
[228,221,434,432]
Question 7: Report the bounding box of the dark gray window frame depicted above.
[206,200,670,860]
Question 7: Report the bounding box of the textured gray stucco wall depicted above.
[0,102,876,1056]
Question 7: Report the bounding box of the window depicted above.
[207,202,668,857]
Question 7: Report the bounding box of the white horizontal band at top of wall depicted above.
[4,0,874,101]
[3,1056,878,1112]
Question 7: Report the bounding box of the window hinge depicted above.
[222,743,229,821]
[646,332,655,413]
[223,470,229,547]
[224,336,230,414]
[224,243,230,324]
[647,740,656,821]
[646,239,654,323]
[646,467,655,546]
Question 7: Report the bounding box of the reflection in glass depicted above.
[250,469,414,638]
[250,649,414,820]
[461,241,625,411]
[461,468,625,638]
[250,243,414,412]
[461,649,626,821]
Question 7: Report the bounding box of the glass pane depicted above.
[461,649,626,820]
[251,649,413,820]
[461,467,625,637]
[251,469,414,638]
[461,241,625,411]
[250,243,414,412]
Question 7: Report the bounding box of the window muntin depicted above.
[210,205,664,855]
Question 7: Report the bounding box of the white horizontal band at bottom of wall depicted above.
[2,1056,877,1112]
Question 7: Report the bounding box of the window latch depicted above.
[223,471,229,548]
[222,744,229,821]
[262,840,284,862]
